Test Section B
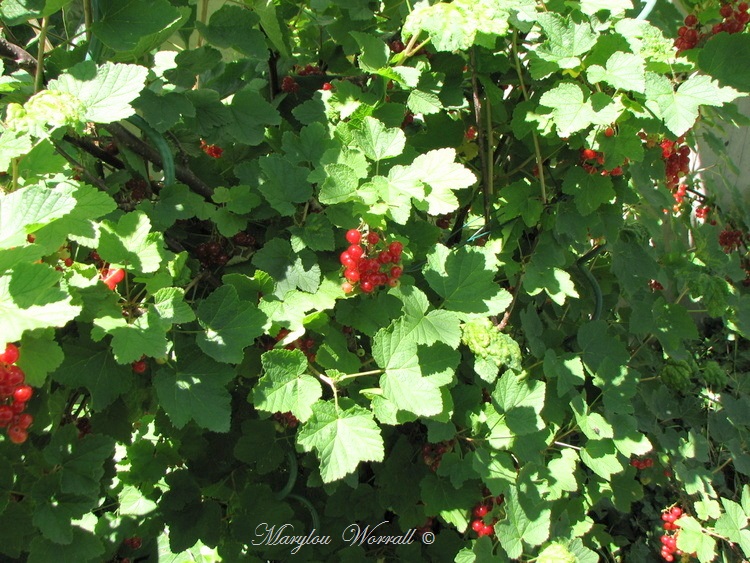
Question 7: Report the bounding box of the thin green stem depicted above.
[337,368,384,381]
[511,30,546,203]
[83,0,92,42]
[34,17,49,93]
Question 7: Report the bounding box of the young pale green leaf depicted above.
[48,62,148,123]
[353,117,406,162]
[539,83,602,138]
[675,516,717,563]
[319,163,361,205]
[118,484,158,517]
[535,13,598,69]
[297,400,384,483]
[0,130,32,172]
[579,0,632,17]
[196,285,266,363]
[714,498,750,554]
[408,148,477,215]
[496,488,552,558]
[586,52,645,93]
[425,243,511,318]
[403,1,475,52]
[0,263,82,345]
[253,349,322,422]
[154,345,235,432]
[645,73,745,137]
[537,542,577,563]
[0,183,77,249]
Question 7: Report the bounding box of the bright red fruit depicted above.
[101,268,125,290]
[388,241,403,254]
[13,385,32,403]
[605,127,615,137]
[581,148,597,160]
[367,232,380,245]
[471,519,484,532]
[6,366,24,386]
[132,360,148,374]
[15,413,33,429]
[7,425,27,444]
[346,229,362,244]
[347,245,364,259]
[473,504,489,518]
[0,406,13,425]
[0,343,19,365]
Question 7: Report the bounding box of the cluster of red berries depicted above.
[695,205,711,221]
[296,63,324,76]
[200,139,223,159]
[195,239,231,268]
[265,329,317,363]
[340,229,404,294]
[272,411,299,429]
[661,138,691,191]
[659,506,684,561]
[0,344,34,445]
[719,228,744,253]
[629,456,654,469]
[675,3,749,54]
[470,490,505,538]
[123,536,142,550]
[421,440,453,472]
[231,231,256,248]
[580,148,623,176]
[281,76,300,94]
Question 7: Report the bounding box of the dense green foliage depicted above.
[1,0,750,561]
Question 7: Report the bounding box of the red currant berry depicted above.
[346,229,362,244]
[480,524,494,537]
[10,401,25,414]
[465,126,478,141]
[471,519,484,532]
[344,269,360,282]
[390,266,403,278]
[15,413,32,429]
[132,360,148,374]
[360,280,374,293]
[377,250,392,264]
[321,82,333,91]
[473,504,489,518]
[340,251,356,268]
[13,385,32,403]
[605,127,615,137]
[670,506,683,517]
[581,148,597,160]
[7,425,27,444]
[6,366,24,387]
[367,232,380,245]
[388,241,403,254]
[341,281,354,293]
[721,4,734,18]
[0,406,13,425]
[347,245,364,260]
[685,14,698,26]
[0,343,19,365]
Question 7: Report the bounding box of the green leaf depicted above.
[0,263,82,346]
[132,90,195,133]
[493,373,546,435]
[118,484,158,516]
[562,166,616,216]
[319,163,362,205]
[226,89,281,146]
[0,183,77,249]
[43,427,116,497]
[258,155,312,216]
[424,243,511,318]
[52,342,133,410]
[699,33,750,92]
[496,487,552,559]
[544,350,585,397]
[539,82,622,138]
[16,329,64,386]
[645,72,744,137]
[407,148,477,215]
[91,0,189,62]
[198,5,267,59]
[579,439,625,480]
[580,0,632,16]
[98,211,165,274]
[154,345,235,432]
[48,61,148,123]
[403,2,474,52]
[297,400,384,483]
[536,13,598,69]
[395,286,462,348]
[587,52,645,93]
[373,322,444,417]
[28,527,104,563]
[714,499,750,554]
[152,287,195,327]
[0,0,72,25]
[651,298,698,360]
[196,285,266,363]
[350,32,388,72]
[675,516,717,563]
[353,117,406,162]
[253,349,322,422]
[92,309,169,364]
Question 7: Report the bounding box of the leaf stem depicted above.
[511,30,547,203]
[338,368,384,381]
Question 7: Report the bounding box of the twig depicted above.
[0,37,37,71]
[104,123,213,199]
[34,17,49,92]
[62,134,125,170]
